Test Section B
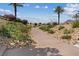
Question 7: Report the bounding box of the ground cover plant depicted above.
[61,35,71,40]
[58,26,64,30]
[39,24,55,34]
[61,29,73,40]
[63,29,74,34]
[48,29,55,34]
[0,21,35,48]
[72,21,79,28]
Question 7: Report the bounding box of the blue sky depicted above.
[0,3,79,23]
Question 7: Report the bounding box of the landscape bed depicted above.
[0,20,36,48]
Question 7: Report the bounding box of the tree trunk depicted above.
[76,14,77,21]
[58,13,60,25]
[14,5,17,20]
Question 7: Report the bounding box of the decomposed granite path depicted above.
[30,27,79,56]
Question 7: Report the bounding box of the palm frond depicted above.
[8,3,13,5]
[16,4,23,7]
[54,6,64,13]
[9,3,23,7]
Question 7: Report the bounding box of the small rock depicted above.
[10,42,15,46]
[36,54,40,56]
[20,47,22,48]
[16,40,20,43]
[47,51,52,56]
[37,50,40,52]
[29,48,33,51]
[20,42,24,45]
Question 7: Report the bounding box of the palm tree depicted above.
[54,6,64,24]
[9,3,23,19]
[73,11,79,21]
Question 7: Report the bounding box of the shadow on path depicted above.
[4,47,62,56]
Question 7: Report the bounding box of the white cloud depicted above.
[24,4,30,7]
[53,8,55,11]
[44,5,48,9]
[64,3,79,15]
[35,5,48,9]
[66,3,79,8]
[35,5,40,8]
[0,9,12,15]
[64,7,77,15]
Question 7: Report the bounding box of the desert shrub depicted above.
[15,18,22,22]
[58,26,64,30]
[0,22,31,41]
[47,24,53,28]
[22,20,28,25]
[46,23,56,28]
[15,18,28,25]
[30,23,32,25]
[61,35,71,40]
[63,29,70,34]
[53,22,58,26]
[0,26,11,38]
[34,23,37,26]
[39,25,51,31]
[46,23,50,26]
[48,29,55,34]
[33,23,38,27]
[39,25,55,34]
[38,23,42,26]
[72,21,79,28]
[63,29,74,34]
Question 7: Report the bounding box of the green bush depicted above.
[39,25,49,31]
[58,26,64,30]
[47,23,57,28]
[72,21,79,28]
[61,35,71,40]
[63,29,73,34]
[39,25,46,31]
[48,29,55,34]
[53,22,58,26]
[0,22,31,41]
[34,23,38,27]
[39,22,56,31]
[47,25,53,28]
[38,23,42,26]
[0,26,11,38]
[39,25,55,34]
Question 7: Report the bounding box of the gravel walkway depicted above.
[30,27,79,56]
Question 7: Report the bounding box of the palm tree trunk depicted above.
[14,5,17,20]
[58,13,60,25]
[76,14,77,21]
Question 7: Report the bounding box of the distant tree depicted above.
[73,11,79,21]
[15,18,22,22]
[22,20,28,25]
[34,23,37,26]
[30,23,32,25]
[54,6,64,24]
[39,23,42,26]
[53,22,58,25]
[47,22,51,25]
